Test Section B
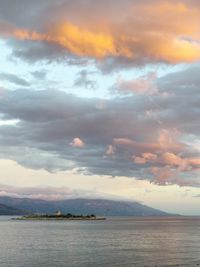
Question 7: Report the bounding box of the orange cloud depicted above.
[2,22,117,59]
[48,22,117,58]
[188,158,200,168]
[1,1,200,64]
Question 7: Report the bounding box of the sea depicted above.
[0,216,200,267]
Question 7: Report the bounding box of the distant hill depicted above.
[0,203,27,215]
[0,197,170,216]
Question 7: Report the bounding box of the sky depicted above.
[0,0,200,215]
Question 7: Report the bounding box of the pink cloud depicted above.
[70,137,85,148]
[116,72,158,95]
[106,145,115,156]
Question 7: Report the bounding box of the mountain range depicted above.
[0,203,27,215]
[0,197,171,216]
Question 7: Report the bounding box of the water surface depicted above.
[0,216,200,267]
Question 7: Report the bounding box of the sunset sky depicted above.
[0,0,200,215]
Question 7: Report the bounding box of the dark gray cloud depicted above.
[73,70,97,90]
[8,40,69,63]
[0,0,58,28]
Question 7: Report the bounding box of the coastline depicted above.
[12,217,106,221]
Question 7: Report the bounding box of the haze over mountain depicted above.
[0,197,170,216]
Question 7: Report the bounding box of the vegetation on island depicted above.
[16,211,106,220]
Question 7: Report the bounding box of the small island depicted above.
[13,210,106,221]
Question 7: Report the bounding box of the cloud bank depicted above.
[0,65,200,186]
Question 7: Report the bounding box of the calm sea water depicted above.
[0,216,200,267]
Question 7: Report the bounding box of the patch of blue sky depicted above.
[0,40,30,76]
[0,39,187,99]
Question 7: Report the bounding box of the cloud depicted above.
[31,70,47,80]
[73,70,97,89]
[0,63,200,186]
[1,1,200,68]
[0,184,109,200]
[115,72,158,95]
[70,137,85,148]
[133,153,158,164]
[0,72,30,87]
[106,145,115,156]
[0,184,71,200]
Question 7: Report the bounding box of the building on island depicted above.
[56,210,62,216]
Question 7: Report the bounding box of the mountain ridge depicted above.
[0,203,27,215]
[0,196,173,216]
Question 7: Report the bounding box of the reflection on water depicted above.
[0,216,200,267]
